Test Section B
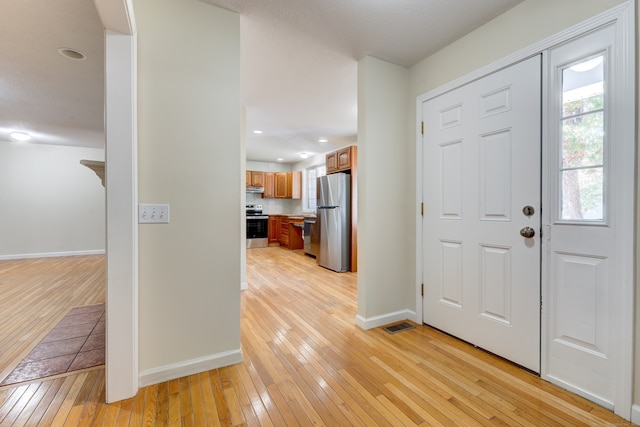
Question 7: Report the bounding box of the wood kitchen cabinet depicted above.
[326,146,355,174]
[246,170,265,187]
[246,169,300,199]
[326,151,338,174]
[279,216,303,249]
[263,172,275,198]
[268,215,280,243]
[337,147,351,171]
[274,172,288,198]
[279,218,289,247]
[274,171,301,199]
[288,171,301,199]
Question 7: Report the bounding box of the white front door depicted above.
[422,55,541,372]
[542,23,633,411]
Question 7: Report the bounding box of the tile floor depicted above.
[0,303,105,386]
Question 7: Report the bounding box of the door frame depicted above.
[93,0,139,403]
[415,2,634,419]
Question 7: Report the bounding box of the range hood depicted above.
[246,186,264,194]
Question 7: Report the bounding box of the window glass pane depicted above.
[561,167,603,220]
[559,54,605,222]
[562,111,603,168]
[562,55,604,117]
[308,169,317,211]
[306,165,326,211]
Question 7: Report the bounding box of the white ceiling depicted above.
[1,0,105,148]
[1,0,524,161]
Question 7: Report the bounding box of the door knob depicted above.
[520,226,535,238]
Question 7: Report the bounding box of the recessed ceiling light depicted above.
[253,130,263,134]
[10,132,31,142]
[58,47,86,61]
[277,158,284,162]
[300,153,309,159]
[318,138,328,143]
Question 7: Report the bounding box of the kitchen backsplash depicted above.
[246,193,305,215]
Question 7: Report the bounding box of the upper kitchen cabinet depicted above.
[326,151,338,173]
[288,171,301,199]
[263,172,275,198]
[274,172,287,198]
[326,146,356,174]
[247,171,265,187]
[246,167,300,199]
[274,171,301,199]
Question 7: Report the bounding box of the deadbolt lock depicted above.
[522,205,535,216]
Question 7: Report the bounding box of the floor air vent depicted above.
[383,322,415,334]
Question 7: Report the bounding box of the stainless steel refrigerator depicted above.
[317,173,351,272]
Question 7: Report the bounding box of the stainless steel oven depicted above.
[246,204,268,248]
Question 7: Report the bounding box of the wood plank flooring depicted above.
[0,249,635,426]
[0,256,105,384]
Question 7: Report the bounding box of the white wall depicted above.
[134,0,242,383]
[409,0,626,96]
[0,141,105,258]
[357,56,411,328]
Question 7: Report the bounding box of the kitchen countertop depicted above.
[267,213,316,219]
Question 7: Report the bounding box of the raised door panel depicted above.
[326,152,338,174]
[337,147,351,171]
[245,171,251,187]
[274,172,288,198]
[263,172,275,198]
[268,216,279,242]
[251,172,265,187]
[289,171,302,199]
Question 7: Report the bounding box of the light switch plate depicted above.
[138,204,170,224]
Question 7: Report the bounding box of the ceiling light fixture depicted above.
[58,47,86,61]
[318,138,328,143]
[277,158,284,162]
[253,130,263,134]
[300,153,309,159]
[10,132,31,142]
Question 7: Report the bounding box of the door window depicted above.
[559,54,605,221]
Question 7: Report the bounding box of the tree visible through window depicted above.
[560,55,605,221]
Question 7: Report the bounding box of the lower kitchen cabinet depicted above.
[268,216,280,243]
[278,217,304,249]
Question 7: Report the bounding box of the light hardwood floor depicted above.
[0,249,634,426]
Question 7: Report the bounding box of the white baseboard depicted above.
[631,404,640,424]
[138,349,243,388]
[0,249,106,261]
[241,281,248,290]
[355,309,417,330]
